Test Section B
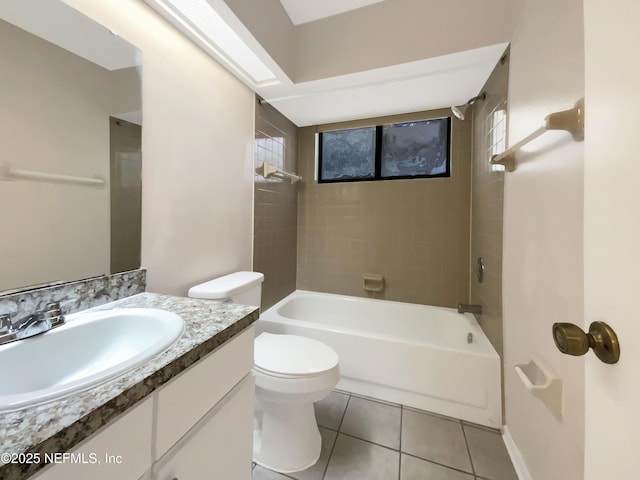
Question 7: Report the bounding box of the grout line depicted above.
[398,405,403,480]
[253,464,297,480]
[462,421,501,435]
[401,451,477,477]
[461,422,477,477]
[339,431,401,453]
[349,391,402,408]
[336,393,351,432]
[321,393,351,480]
[403,404,462,424]
[317,425,339,433]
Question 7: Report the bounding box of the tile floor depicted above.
[253,390,518,480]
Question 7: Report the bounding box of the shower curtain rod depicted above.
[490,98,584,172]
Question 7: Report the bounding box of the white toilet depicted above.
[188,272,340,473]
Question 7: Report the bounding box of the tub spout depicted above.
[457,303,482,315]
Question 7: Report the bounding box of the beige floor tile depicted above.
[314,391,349,430]
[401,454,474,480]
[324,434,399,480]
[253,465,292,480]
[464,425,518,480]
[289,427,337,480]
[340,396,401,449]
[401,409,472,473]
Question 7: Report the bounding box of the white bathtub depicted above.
[256,290,502,428]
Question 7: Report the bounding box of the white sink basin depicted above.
[0,308,184,411]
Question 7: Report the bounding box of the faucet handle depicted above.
[43,302,65,326]
[45,301,61,312]
[0,314,12,333]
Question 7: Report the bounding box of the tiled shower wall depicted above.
[253,99,298,309]
[470,51,509,357]
[296,109,471,308]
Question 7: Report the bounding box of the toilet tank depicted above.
[188,271,264,307]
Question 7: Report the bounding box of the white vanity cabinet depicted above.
[153,374,254,480]
[31,397,154,480]
[30,326,255,480]
[152,326,255,480]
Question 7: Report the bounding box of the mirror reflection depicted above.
[0,0,142,293]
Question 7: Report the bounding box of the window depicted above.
[255,129,285,183]
[487,104,507,172]
[318,117,451,183]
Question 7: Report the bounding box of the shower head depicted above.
[451,104,468,121]
[451,92,486,121]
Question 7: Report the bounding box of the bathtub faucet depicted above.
[457,303,482,315]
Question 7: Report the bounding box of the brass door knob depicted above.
[552,321,620,364]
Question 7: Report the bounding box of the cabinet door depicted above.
[154,374,254,480]
[31,397,153,480]
[156,326,254,458]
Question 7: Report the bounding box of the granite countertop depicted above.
[0,292,259,480]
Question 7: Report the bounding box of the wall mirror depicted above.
[0,0,142,293]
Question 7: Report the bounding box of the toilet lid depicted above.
[254,333,339,377]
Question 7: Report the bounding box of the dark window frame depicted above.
[318,117,452,183]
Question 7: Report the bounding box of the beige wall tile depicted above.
[469,51,508,358]
[297,108,471,308]
[253,100,299,309]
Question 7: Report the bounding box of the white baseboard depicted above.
[502,425,533,480]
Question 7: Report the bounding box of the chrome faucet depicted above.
[0,302,65,346]
[457,303,482,315]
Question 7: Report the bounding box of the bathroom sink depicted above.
[0,308,184,411]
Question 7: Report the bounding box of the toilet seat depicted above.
[253,333,340,473]
[253,365,336,379]
[254,333,339,378]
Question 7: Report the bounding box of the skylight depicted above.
[145,0,277,85]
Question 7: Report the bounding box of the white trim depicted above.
[502,425,533,480]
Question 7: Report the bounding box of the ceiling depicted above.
[278,0,384,25]
[0,0,140,71]
[219,0,511,126]
[256,44,508,127]
[2,0,510,127]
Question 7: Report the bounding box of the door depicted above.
[583,0,640,477]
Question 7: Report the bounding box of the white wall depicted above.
[0,19,110,291]
[503,0,585,479]
[64,0,255,295]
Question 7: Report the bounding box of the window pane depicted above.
[381,119,450,178]
[320,127,376,181]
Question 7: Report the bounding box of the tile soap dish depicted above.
[362,274,384,293]
[514,359,563,420]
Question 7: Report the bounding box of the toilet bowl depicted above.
[188,272,340,473]
[253,332,339,473]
